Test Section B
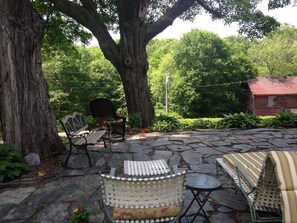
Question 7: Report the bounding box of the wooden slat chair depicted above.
[100,168,187,223]
[216,151,297,223]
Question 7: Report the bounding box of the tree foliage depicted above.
[32,0,92,58]
[147,39,178,113]
[31,0,290,127]
[248,24,297,77]
[171,30,257,117]
[43,46,124,119]
[41,24,297,121]
[224,35,254,55]
[44,25,297,121]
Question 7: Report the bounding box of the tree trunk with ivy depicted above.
[0,0,64,159]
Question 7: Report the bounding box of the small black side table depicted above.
[180,172,222,223]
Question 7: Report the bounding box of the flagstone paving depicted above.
[0,128,296,223]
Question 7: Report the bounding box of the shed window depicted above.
[268,96,276,107]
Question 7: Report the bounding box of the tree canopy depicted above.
[43,47,124,118]
[33,0,292,127]
[248,24,297,76]
[43,25,297,120]
[171,30,257,117]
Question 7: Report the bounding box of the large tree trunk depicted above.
[50,0,195,127]
[49,0,156,127]
[119,63,155,128]
[0,0,64,159]
[117,0,155,127]
[47,0,196,127]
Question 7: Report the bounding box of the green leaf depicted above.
[15,163,31,171]
[0,162,8,171]
[0,144,31,182]
[7,169,22,177]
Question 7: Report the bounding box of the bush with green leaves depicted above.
[84,115,97,129]
[192,119,217,129]
[275,112,297,126]
[152,114,180,132]
[218,112,260,129]
[179,119,217,130]
[267,112,297,127]
[259,116,276,127]
[179,118,196,131]
[127,113,142,130]
[0,144,31,182]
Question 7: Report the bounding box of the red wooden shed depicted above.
[247,77,297,116]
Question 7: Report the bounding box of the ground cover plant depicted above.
[152,114,180,132]
[265,112,297,127]
[218,112,260,129]
[0,144,31,182]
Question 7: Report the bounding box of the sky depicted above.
[156,1,297,39]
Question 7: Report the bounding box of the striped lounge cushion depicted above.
[223,152,267,187]
[222,151,297,223]
[268,151,297,223]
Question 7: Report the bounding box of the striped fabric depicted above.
[224,152,267,169]
[223,152,267,187]
[281,191,297,223]
[269,151,297,191]
[268,151,297,223]
[220,151,297,223]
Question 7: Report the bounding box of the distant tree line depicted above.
[43,25,297,119]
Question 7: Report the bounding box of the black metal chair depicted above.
[89,98,126,141]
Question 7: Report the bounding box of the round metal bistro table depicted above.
[180,172,222,223]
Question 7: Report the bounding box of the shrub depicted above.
[127,113,142,130]
[0,144,31,182]
[273,112,297,127]
[267,112,297,127]
[179,119,216,130]
[152,114,180,132]
[218,112,260,129]
[192,119,216,129]
[259,116,276,127]
[84,115,97,129]
[179,121,195,130]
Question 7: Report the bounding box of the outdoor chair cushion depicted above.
[223,151,267,187]
[221,151,297,223]
[261,151,297,223]
[112,204,180,220]
[100,170,186,222]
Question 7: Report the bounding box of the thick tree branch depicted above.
[196,0,222,18]
[48,0,120,66]
[146,0,196,42]
[138,0,149,21]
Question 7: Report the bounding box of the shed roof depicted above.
[247,76,297,95]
